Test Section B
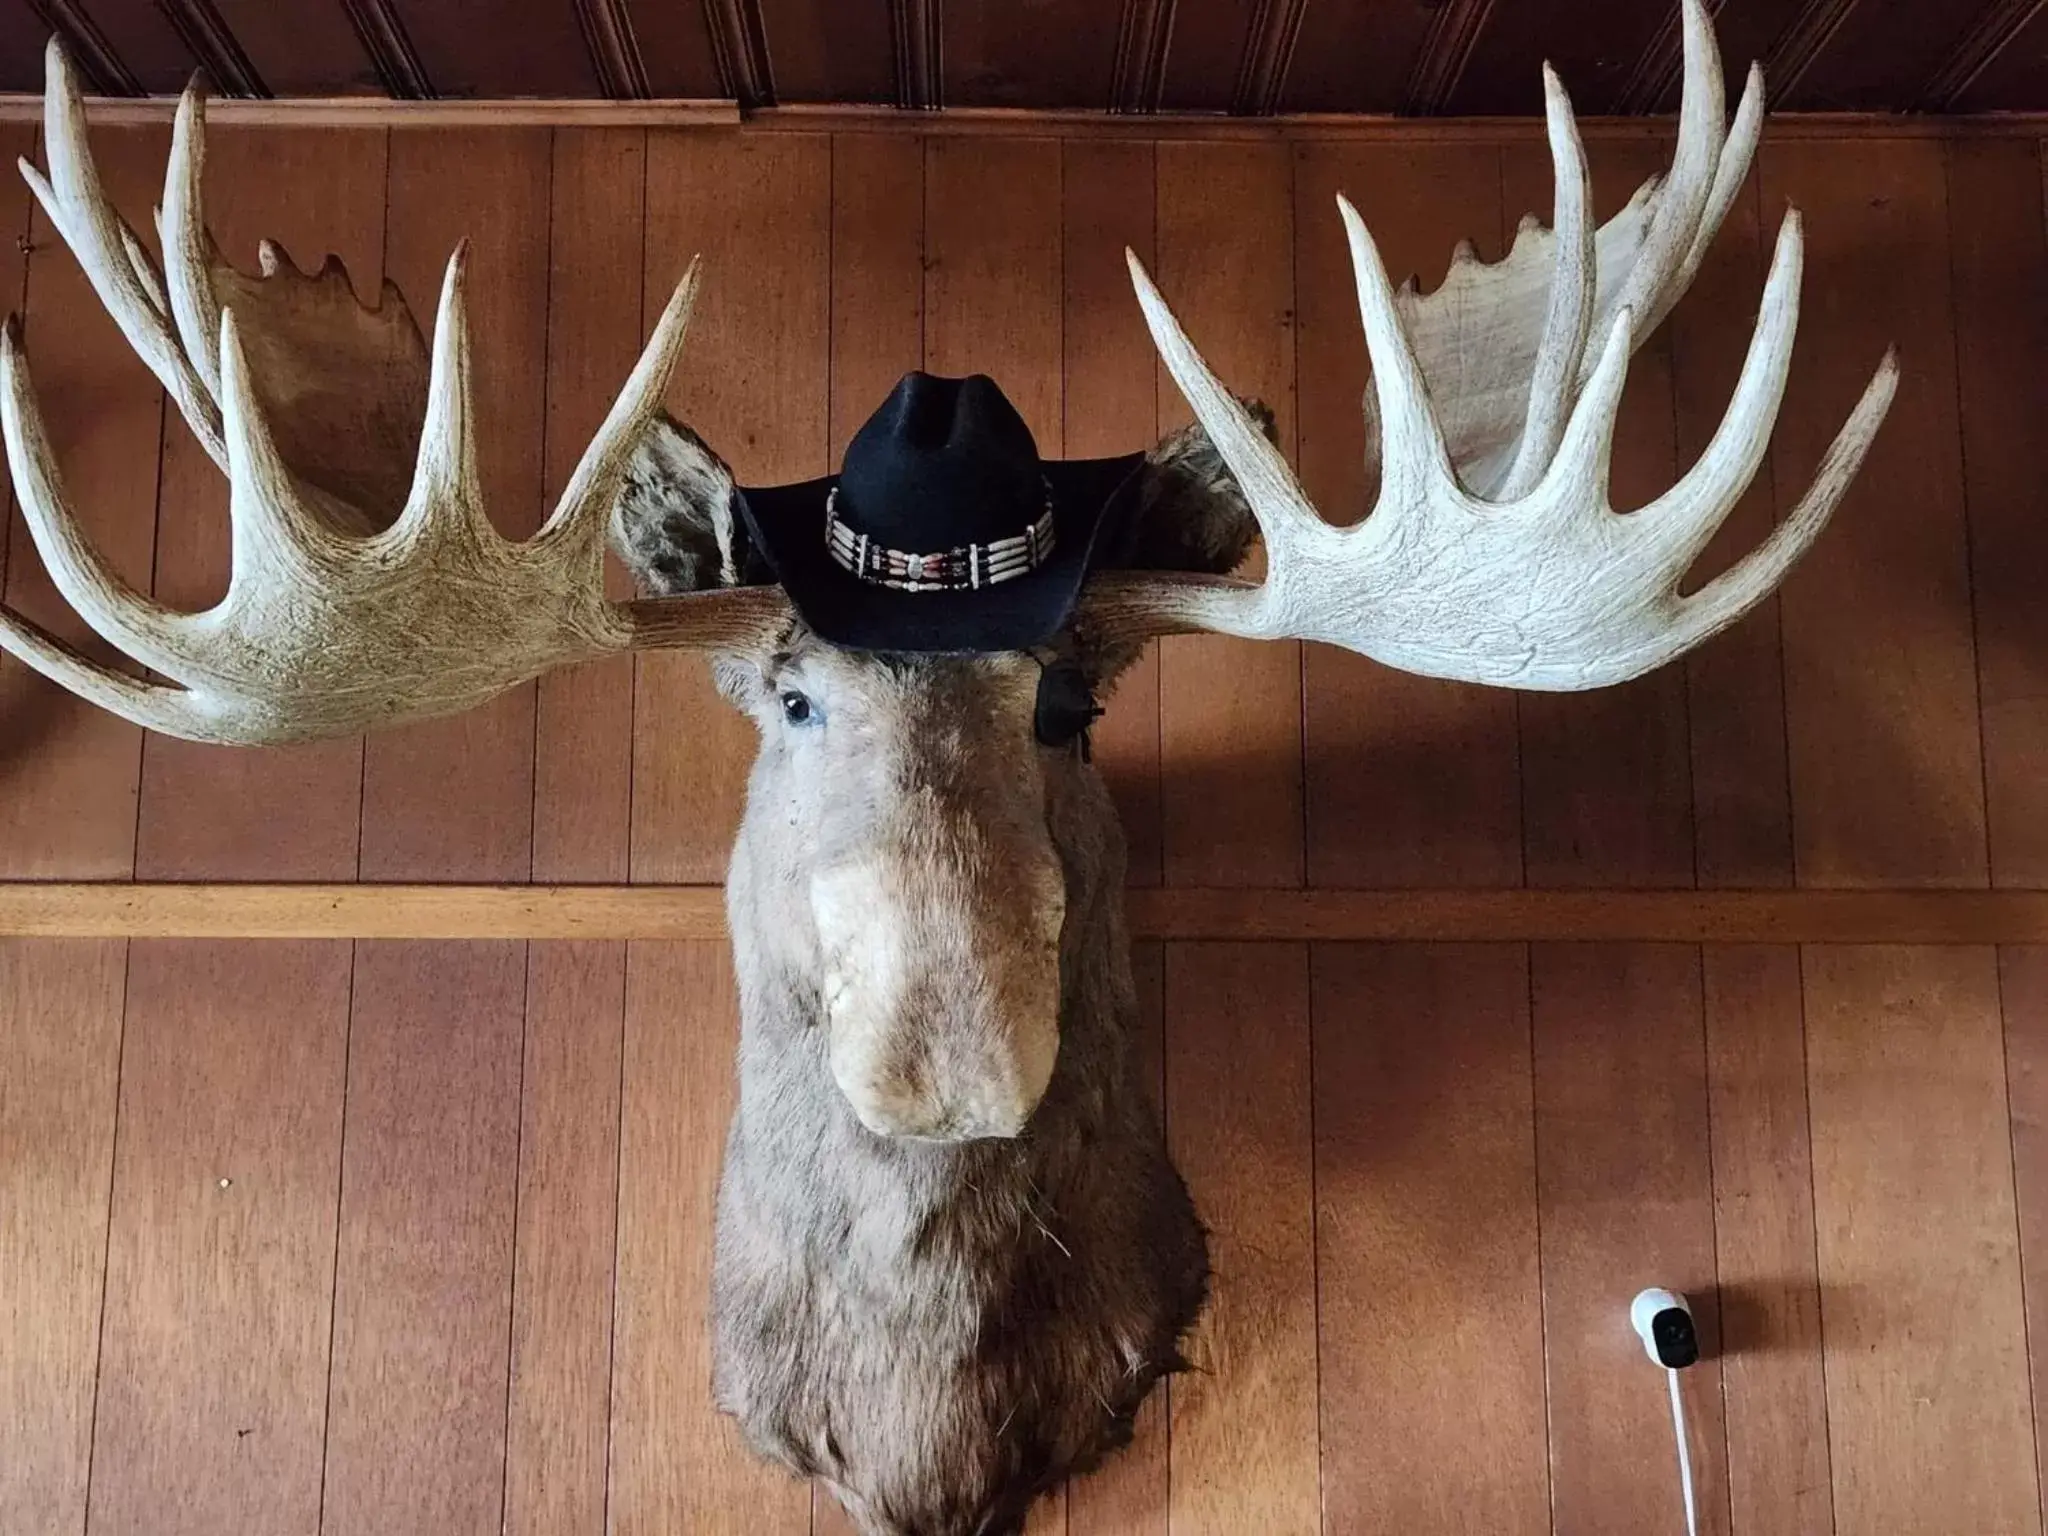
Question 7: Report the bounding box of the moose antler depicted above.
[0,40,786,745]
[1086,0,1898,690]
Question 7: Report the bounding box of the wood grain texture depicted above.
[940,0,1120,109]
[503,125,643,1536]
[1764,138,1989,890]
[1313,942,1547,1534]
[1154,140,1302,891]
[386,0,602,96]
[0,120,137,1536]
[756,0,894,103]
[1163,942,1317,1535]
[321,127,550,1536]
[1061,139,1162,887]
[1804,945,2039,1535]
[2000,943,2048,1521]
[610,941,809,1534]
[829,132,922,461]
[1951,138,2048,888]
[86,122,382,1536]
[1532,943,1728,1535]
[1294,140,1520,888]
[632,129,828,883]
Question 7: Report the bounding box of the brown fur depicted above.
[615,408,1265,1535]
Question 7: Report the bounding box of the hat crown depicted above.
[838,372,1047,551]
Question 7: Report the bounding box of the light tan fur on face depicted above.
[723,641,1069,1142]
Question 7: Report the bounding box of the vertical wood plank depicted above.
[923,138,1062,446]
[1061,139,1161,888]
[1675,161,1834,1536]
[87,124,385,1536]
[2000,944,2048,1523]
[1154,142,1302,892]
[632,131,830,884]
[1763,139,1987,889]
[1950,139,2048,888]
[611,942,809,1535]
[0,122,149,1536]
[322,127,551,1536]
[505,126,645,1536]
[1164,943,1317,1536]
[1295,141,1521,888]
[1506,140,1694,893]
[1805,946,2038,1535]
[1531,944,1727,1536]
[829,134,923,459]
[1313,942,1547,1535]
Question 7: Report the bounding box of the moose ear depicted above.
[612,413,764,595]
[1113,398,1276,577]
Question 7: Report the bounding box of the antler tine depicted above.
[1495,63,1594,501]
[1537,303,1636,517]
[0,316,207,683]
[0,603,211,737]
[390,243,489,548]
[539,257,702,565]
[216,306,353,583]
[1339,196,1457,509]
[161,76,225,401]
[23,39,225,467]
[1684,62,1766,301]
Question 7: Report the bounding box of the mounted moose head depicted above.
[0,2,1894,1530]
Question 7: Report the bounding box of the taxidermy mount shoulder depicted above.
[0,1,1895,1529]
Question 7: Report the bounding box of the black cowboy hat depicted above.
[734,371,1144,653]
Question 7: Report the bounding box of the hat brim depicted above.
[734,453,1145,653]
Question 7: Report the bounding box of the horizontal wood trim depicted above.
[0,94,740,126]
[5,94,2048,138]
[3,883,2047,944]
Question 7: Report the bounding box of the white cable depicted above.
[1667,1366,1698,1536]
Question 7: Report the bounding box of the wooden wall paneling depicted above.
[922,128,1068,1536]
[321,128,550,1536]
[1153,141,1303,891]
[1804,945,2039,1534]
[1163,942,1318,1536]
[84,124,385,1536]
[613,128,826,1536]
[1672,157,1833,1536]
[1065,939,1168,1534]
[630,131,828,883]
[922,136,1062,441]
[503,125,646,1536]
[1294,140,1521,888]
[1312,941,1547,1534]
[756,0,895,102]
[1507,140,1695,892]
[1949,138,2048,887]
[829,132,922,454]
[612,942,810,1535]
[1061,139,1162,887]
[2001,944,2048,1520]
[385,0,602,96]
[0,121,149,1536]
[1531,943,1728,1535]
[940,0,1119,108]
[1765,138,1987,890]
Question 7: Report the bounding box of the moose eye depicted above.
[779,689,816,725]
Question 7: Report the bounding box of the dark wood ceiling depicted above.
[8,0,2048,114]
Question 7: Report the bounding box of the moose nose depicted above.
[811,853,1062,1143]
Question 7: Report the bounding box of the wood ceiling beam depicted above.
[891,0,942,109]
[24,0,141,95]
[1759,0,1863,105]
[1111,0,1175,113]
[1919,0,2048,111]
[702,0,775,107]
[1402,0,1494,115]
[573,0,653,99]
[1612,0,1727,116]
[340,0,434,99]
[158,0,267,97]
[1231,0,1308,115]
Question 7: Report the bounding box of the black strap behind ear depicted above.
[1035,660,1103,757]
